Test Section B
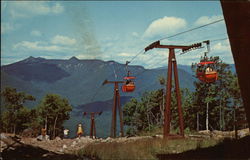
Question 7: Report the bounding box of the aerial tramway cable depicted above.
[132,37,228,80]
[127,19,225,65]
[90,19,226,99]
[158,19,225,41]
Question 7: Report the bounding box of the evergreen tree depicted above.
[191,56,242,131]
[1,87,35,134]
[124,56,243,135]
[37,94,72,139]
[123,91,162,134]
[123,76,193,135]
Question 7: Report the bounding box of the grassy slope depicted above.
[76,126,250,160]
[77,137,219,160]
[77,135,250,160]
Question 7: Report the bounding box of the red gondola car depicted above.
[196,61,218,83]
[122,76,136,92]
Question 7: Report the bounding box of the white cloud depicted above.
[1,1,7,11]
[194,15,223,26]
[1,22,14,34]
[13,41,67,52]
[143,16,187,39]
[8,2,64,19]
[83,44,95,50]
[1,56,24,65]
[210,40,234,64]
[140,50,169,69]
[211,40,231,53]
[174,40,233,65]
[117,52,133,57]
[51,35,76,46]
[104,42,113,48]
[176,51,204,66]
[30,30,42,37]
[132,32,139,37]
[76,54,97,59]
[51,3,64,14]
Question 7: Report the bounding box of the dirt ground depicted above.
[1,128,249,160]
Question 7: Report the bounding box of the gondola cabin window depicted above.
[122,76,136,92]
[196,61,218,83]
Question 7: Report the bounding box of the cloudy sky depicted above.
[1,1,234,68]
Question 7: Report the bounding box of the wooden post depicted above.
[164,48,184,138]
[111,83,118,137]
[117,89,124,137]
[83,112,102,139]
[144,42,200,138]
[90,113,94,138]
[103,80,124,138]
[164,48,173,137]
[172,52,184,136]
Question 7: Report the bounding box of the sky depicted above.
[1,1,234,69]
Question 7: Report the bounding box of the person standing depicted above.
[41,128,46,140]
[77,124,83,138]
[63,128,69,139]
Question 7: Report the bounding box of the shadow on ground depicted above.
[157,136,250,160]
[1,144,90,160]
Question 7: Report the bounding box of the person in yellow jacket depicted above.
[77,123,83,138]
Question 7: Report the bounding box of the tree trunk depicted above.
[196,112,199,131]
[53,115,58,139]
[150,111,156,125]
[156,113,160,125]
[220,101,222,131]
[45,116,47,130]
[147,111,150,129]
[222,106,225,131]
[146,101,151,129]
[233,108,236,131]
[13,124,16,135]
[206,102,209,131]
[161,93,165,124]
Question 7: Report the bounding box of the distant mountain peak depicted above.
[25,56,36,61]
[22,56,45,63]
[69,56,79,61]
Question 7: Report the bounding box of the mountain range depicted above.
[1,56,196,137]
[1,56,195,107]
